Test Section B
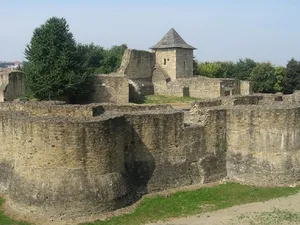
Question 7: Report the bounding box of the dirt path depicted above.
[147,192,300,225]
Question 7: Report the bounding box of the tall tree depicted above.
[96,44,127,74]
[233,58,257,80]
[77,43,105,75]
[284,58,300,94]
[274,66,286,92]
[193,58,200,75]
[250,62,276,93]
[24,17,94,101]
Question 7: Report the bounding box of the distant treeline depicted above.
[193,58,300,94]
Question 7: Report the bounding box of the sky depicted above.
[1,0,300,65]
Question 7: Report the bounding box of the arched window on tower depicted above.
[164,58,167,65]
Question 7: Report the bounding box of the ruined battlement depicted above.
[2,93,300,223]
[0,71,25,102]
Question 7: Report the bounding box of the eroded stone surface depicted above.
[1,93,300,222]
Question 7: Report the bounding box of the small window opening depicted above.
[184,61,186,69]
[164,58,167,65]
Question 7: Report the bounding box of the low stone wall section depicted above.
[0,71,25,102]
[88,74,129,104]
[0,102,174,118]
[118,49,155,79]
[226,105,300,186]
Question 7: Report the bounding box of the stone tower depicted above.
[151,28,196,81]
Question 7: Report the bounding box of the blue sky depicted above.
[1,0,300,65]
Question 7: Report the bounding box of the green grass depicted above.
[142,95,201,104]
[0,198,31,225]
[81,183,300,225]
[0,183,299,225]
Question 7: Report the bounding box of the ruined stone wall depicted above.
[189,93,300,186]
[118,49,155,79]
[124,110,226,194]
[220,79,240,96]
[153,77,222,99]
[3,93,300,222]
[0,101,228,222]
[0,102,174,119]
[0,111,132,220]
[176,49,193,78]
[153,77,244,99]
[117,49,155,102]
[0,71,25,102]
[226,106,300,186]
[240,80,252,95]
[0,101,94,118]
[90,74,129,104]
[186,78,221,98]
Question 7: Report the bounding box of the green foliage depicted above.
[250,62,276,93]
[233,58,257,80]
[24,17,94,101]
[77,43,105,75]
[196,59,255,80]
[193,58,200,75]
[274,66,286,92]
[76,43,127,75]
[96,44,127,74]
[81,183,300,225]
[194,58,289,93]
[284,58,300,94]
[198,61,235,78]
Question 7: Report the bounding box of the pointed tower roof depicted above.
[150,28,196,50]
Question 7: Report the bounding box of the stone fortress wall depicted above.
[1,92,300,222]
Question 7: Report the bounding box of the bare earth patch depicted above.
[147,192,300,225]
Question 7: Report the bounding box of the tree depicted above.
[274,66,286,92]
[24,17,94,101]
[250,62,276,93]
[198,62,222,78]
[232,58,257,80]
[96,44,127,74]
[284,58,300,94]
[193,58,200,75]
[197,61,235,78]
[77,43,105,75]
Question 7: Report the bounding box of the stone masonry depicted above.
[115,28,252,102]
[1,92,300,223]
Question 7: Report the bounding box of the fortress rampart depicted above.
[1,92,300,222]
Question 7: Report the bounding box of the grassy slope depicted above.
[142,95,201,104]
[81,183,300,225]
[0,183,299,225]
